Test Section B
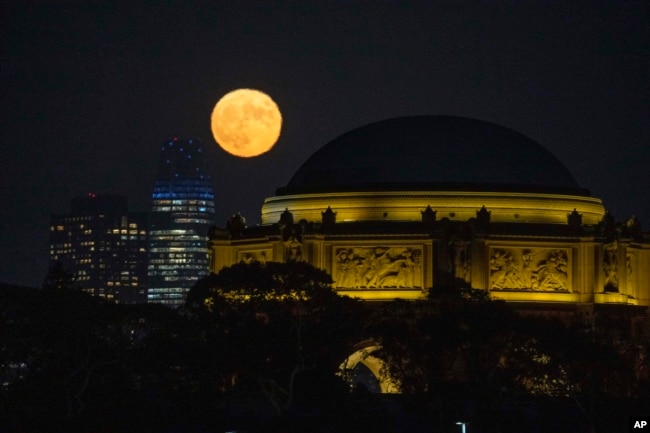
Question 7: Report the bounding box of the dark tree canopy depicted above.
[187,260,335,308]
[2,264,646,432]
[186,261,364,416]
[42,261,80,292]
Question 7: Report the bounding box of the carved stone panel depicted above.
[626,254,634,283]
[603,241,619,291]
[238,249,272,264]
[283,234,303,262]
[625,253,636,297]
[333,246,423,289]
[489,247,570,292]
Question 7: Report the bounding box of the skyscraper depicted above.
[147,137,216,306]
[49,193,149,303]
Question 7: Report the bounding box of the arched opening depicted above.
[338,341,399,393]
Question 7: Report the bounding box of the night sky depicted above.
[1,1,648,288]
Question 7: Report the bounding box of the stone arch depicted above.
[338,340,399,393]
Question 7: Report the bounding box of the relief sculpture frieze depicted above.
[489,247,570,292]
[334,246,422,289]
[239,250,271,264]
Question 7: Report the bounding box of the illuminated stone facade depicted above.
[208,116,650,309]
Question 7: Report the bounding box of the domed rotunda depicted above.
[210,116,649,309]
[263,116,604,226]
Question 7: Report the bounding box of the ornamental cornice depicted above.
[311,234,431,240]
[484,235,584,242]
[263,191,603,209]
[261,190,605,226]
[265,190,603,201]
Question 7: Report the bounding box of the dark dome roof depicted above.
[280,116,585,196]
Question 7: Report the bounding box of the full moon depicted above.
[210,88,282,157]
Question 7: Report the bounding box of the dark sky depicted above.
[1,0,648,288]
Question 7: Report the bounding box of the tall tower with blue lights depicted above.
[147,137,216,306]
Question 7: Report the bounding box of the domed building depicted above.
[209,116,650,312]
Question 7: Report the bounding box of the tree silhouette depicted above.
[42,261,80,292]
[187,261,364,415]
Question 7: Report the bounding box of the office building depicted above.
[148,137,216,306]
[49,193,148,303]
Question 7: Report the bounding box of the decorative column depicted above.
[470,237,488,291]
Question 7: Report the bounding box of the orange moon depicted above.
[210,88,282,157]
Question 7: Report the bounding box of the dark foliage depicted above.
[186,261,365,415]
[1,272,647,432]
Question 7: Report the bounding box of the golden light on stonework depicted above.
[210,88,282,157]
[261,191,606,225]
